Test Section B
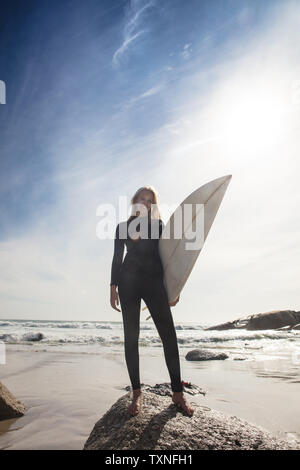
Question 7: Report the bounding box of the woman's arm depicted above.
[110,224,125,312]
[110,223,125,287]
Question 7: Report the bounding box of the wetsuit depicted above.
[110,214,183,393]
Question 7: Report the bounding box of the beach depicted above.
[1,338,300,450]
[2,0,300,452]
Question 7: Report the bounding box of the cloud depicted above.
[117,82,165,110]
[181,43,192,60]
[112,30,146,66]
[112,0,155,67]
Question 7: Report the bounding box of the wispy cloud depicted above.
[112,30,146,66]
[181,43,192,60]
[116,82,165,110]
[112,0,155,67]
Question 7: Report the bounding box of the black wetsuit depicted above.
[110,214,183,393]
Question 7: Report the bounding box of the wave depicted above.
[0,319,203,330]
[0,320,113,329]
[0,332,44,342]
[1,330,297,347]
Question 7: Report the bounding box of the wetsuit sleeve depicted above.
[110,224,125,287]
[159,219,164,238]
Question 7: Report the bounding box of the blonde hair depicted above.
[130,186,161,220]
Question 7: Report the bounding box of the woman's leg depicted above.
[141,276,183,393]
[118,275,142,391]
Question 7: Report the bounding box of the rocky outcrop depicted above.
[0,381,26,421]
[83,390,299,450]
[205,310,300,331]
[185,349,228,361]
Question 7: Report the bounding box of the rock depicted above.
[124,382,206,397]
[205,310,300,331]
[22,332,44,342]
[83,390,299,450]
[0,381,26,421]
[291,323,300,330]
[185,349,228,361]
[205,320,244,331]
[247,311,300,330]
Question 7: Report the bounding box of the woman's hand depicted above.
[110,285,121,312]
[169,295,180,307]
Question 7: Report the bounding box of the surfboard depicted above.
[145,175,232,320]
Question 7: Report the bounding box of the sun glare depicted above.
[214,78,291,151]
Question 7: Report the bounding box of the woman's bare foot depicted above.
[128,389,142,416]
[172,391,194,416]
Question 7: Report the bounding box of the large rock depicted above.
[185,349,228,361]
[246,310,300,330]
[0,381,26,421]
[83,390,299,450]
[205,310,300,331]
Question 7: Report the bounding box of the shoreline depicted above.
[0,346,300,449]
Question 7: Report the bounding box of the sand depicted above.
[0,345,300,450]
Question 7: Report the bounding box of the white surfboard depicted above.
[145,175,232,319]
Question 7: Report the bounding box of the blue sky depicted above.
[0,0,299,322]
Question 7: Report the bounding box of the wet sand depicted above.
[0,345,300,449]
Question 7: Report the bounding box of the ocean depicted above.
[1,319,300,363]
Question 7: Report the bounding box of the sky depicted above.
[0,0,299,324]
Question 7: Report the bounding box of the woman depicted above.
[110,186,194,417]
